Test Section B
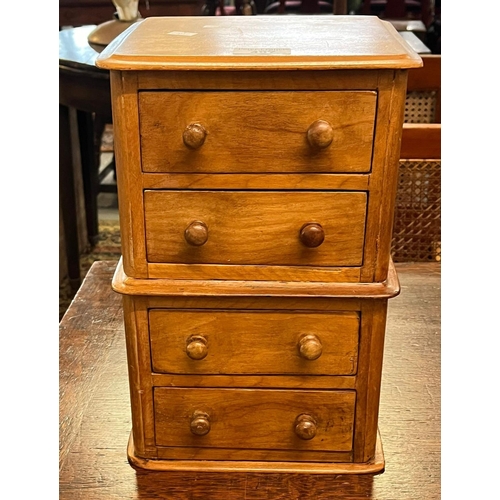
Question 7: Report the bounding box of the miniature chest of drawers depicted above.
[97,15,421,474]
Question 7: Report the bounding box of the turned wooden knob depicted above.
[307,120,334,149]
[183,123,207,149]
[294,414,317,440]
[184,221,208,246]
[190,411,210,436]
[299,223,325,248]
[298,334,323,360]
[186,335,208,360]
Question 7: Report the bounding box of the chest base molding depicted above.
[126,430,385,475]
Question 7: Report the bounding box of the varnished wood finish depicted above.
[112,257,401,298]
[182,122,207,150]
[98,20,420,281]
[149,309,359,375]
[96,16,422,70]
[94,17,422,475]
[144,190,367,267]
[113,258,398,467]
[110,71,148,278]
[60,261,440,494]
[141,172,370,190]
[139,91,376,174]
[154,388,356,453]
[299,223,325,248]
[184,220,209,247]
[294,414,318,440]
[104,68,412,281]
[139,432,386,472]
[186,335,209,360]
[307,119,334,149]
[298,334,323,361]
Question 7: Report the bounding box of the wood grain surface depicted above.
[154,388,355,453]
[149,309,359,375]
[95,16,423,71]
[59,261,440,499]
[139,91,376,174]
[144,190,367,266]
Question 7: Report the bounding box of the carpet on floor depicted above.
[59,219,121,320]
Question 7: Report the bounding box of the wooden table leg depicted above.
[59,104,81,291]
[78,110,101,246]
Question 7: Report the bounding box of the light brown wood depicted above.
[149,309,359,375]
[59,261,440,491]
[144,190,367,266]
[96,16,421,475]
[137,68,382,90]
[360,70,408,282]
[155,440,354,464]
[110,71,148,278]
[151,373,357,390]
[112,256,400,298]
[139,91,376,174]
[106,67,418,282]
[96,16,422,71]
[141,172,370,191]
[154,388,356,453]
[148,262,363,282]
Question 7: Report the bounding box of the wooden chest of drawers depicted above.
[97,15,421,474]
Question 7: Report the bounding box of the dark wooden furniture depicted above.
[360,0,434,27]
[59,26,113,289]
[59,260,440,498]
[60,0,204,26]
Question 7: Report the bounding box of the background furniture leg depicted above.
[78,110,101,246]
[59,104,82,291]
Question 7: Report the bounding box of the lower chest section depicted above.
[122,291,389,466]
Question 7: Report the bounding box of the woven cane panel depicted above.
[392,160,441,262]
[405,91,437,123]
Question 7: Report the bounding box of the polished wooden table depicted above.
[59,261,440,499]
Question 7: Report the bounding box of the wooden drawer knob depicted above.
[190,410,211,436]
[307,120,334,149]
[183,123,207,149]
[185,221,208,246]
[294,414,317,440]
[298,334,323,360]
[186,335,208,360]
[299,223,325,248]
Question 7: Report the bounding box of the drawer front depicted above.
[144,190,367,266]
[154,388,355,452]
[149,309,359,375]
[139,91,376,173]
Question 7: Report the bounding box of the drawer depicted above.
[149,309,359,375]
[144,190,367,266]
[139,91,376,173]
[154,388,355,452]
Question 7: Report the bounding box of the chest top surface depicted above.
[95,15,422,71]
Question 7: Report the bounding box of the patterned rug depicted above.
[59,219,121,321]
